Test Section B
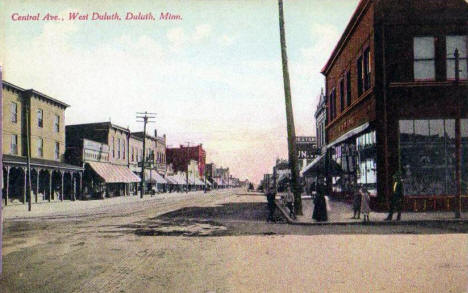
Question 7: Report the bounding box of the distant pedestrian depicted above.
[361,187,371,222]
[312,181,328,222]
[266,186,276,222]
[386,172,404,221]
[352,186,361,219]
[285,185,295,219]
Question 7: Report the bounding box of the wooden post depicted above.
[454,48,462,218]
[5,167,10,206]
[49,170,52,201]
[60,171,64,201]
[23,168,27,204]
[73,173,76,201]
[79,172,83,200]
[35,169,39,203]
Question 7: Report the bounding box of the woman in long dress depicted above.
[312,183,328,222]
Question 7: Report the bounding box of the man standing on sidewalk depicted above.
[386,172,404,221]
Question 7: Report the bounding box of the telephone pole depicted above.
[278,0,302,215]
[185,142,190,193]
[137,112,156,198]
[25,98,32,211]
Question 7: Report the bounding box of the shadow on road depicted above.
[119,202,468,237]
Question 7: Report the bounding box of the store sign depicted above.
[296,136,316,144]
[296,136,320,159]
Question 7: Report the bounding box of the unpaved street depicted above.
[1,189,467,292]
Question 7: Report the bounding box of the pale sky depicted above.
[0,0,359,183]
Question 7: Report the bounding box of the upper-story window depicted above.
[37,109,43,128]
[37,138,43,157]
[55,142,60,160]
[413,36,435,81]
[329,89,336,121]
[10,102,17,123]
[54,115,60,132]
[112,137,115,158]
[10,134,18,155]
[357,55,363,96]
[122,140,125,159]
[117,138,121,159]
[339,79,345,112]
[363,48,371,90]
[346,71,351,106]
[446,35,467,80]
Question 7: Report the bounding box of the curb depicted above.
[274,199,468,226]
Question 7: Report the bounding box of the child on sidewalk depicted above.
[361,187,371,222]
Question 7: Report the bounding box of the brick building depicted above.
[321,0,467,211]
[166,144,206,178]
[2,81,83,205]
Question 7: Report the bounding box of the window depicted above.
[54,115,60,132]
[339,79,345,112]
[117,138,121,159]
[413,36,435,81]
[112,137,115,158]
[55,142,60,160]
[37,109,43,128]
[10,135,18,155]
[399,119,456,195]
[131,147,134,161]
[346,71,351,106]
[10,102,17,123]
[122,140,125,160]
[446,35,467,80]
[37,138,43,157]
[357,56,363,96]
[363,48,371,90]
[329,89,336,121]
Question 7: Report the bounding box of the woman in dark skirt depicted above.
[312,182,328,222]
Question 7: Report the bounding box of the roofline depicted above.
[321,0,372,75]
[66,121,130,133]
[3,80,70,108]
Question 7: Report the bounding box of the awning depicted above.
[277,173,290,184]
[88,162,141,183]
[300,153,342,177]
[144,170,167,184]
[300,154,326,176]
[326,122,369,149]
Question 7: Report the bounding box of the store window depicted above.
[413,36,435,81]
[446,35,467,80]
[399,119,455,195]
[462,119,468,194]
[356,131,377,195]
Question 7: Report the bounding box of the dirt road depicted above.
[1,189,467,292]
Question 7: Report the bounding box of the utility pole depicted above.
[185,142,190,193]
[25,98,32,211]
[278,0,302,215]
[137,112,156,198]
[454,49,462,218]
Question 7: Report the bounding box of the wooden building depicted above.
[65,122,140,198]
[321,0,467,211]
[2,81,83,205]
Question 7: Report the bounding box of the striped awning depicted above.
[88,162,141,183]
[144,170,167,184]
